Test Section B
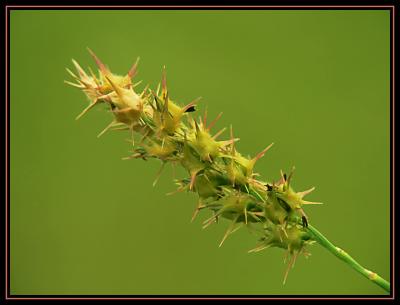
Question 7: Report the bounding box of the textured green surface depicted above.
[10,10,390,295]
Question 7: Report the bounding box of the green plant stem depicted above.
[306,224,390,293]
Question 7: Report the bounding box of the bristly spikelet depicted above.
[150,66,200,137]
[65,49,323,284]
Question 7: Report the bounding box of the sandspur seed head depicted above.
[66,50,324,286]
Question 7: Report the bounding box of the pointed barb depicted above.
[207,112,223,131]
[248,212,262,223]
[219,217,239,248]
[219,138,240,148]
[139,128,151,144]
[133,80,143,88]
[191,201,204,223]
[286,166,296,187]
[302,200,323,205]
[71,59,88,79]
[66,69,91,88]
[280,170,285,180]
[156,82,161,96]
[128,56,140,78]
[277,170,286,185]
[281,225,289,238]
[66,67,78,79]
[97,120,116,138]
[87,48,109,73]
[191,209,199,223]
[291,250,299,269]
[111,126,130,131]
[203,106,208,127]
[64,80,83,88]
[230,225,242,235]
[283,250,289,264]
[297,187,315,199]
[202,210,222,229]
[278,230,283,243]
[189,171,198,191]
[164,91,169,113]
[161,65,167,99]
[130,126,135,147]
[254,142,274,162]
[166,185,187,196]
[140,84,150,98]
[248,244,270,253]
[88,67,100,86]
[202,217,216,229]
[194,120,200,135]
[212,127,226,140]
[153,162,166,187]
[97,93,113,101]
[283,253,296,285]
[75,99,99,120]
[229,125,236,155]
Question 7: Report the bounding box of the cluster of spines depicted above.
[66,49,323,283]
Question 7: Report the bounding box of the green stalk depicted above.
[307,224,390,293]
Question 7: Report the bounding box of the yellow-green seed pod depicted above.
[142,138,176,161]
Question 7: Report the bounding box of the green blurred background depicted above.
[10,10,390,295]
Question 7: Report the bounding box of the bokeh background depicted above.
[10,10,390,295]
